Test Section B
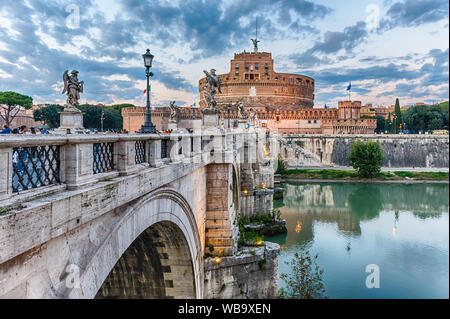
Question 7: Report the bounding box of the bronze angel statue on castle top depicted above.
[62,70,84,111]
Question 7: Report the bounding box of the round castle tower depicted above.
[199,45,315,111]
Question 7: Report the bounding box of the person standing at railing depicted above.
[19,125,28,134]
[0,125,11,134]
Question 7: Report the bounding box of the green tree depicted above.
[403,104,446,132]
[33,104,63,128]
[386,113,393,133]
[348,139,384,178]
[78,104,122,130]
[374,116,386,133]
[279,249,327,299]
[394,98,402,132]
[0,91,33,127]
[275,156,287,175]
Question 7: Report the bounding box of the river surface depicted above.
[266,182,449,299]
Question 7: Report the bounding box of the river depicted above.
[266,182,449,298]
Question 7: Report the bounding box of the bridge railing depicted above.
[0,130,274,204]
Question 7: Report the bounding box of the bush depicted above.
[348,140,383,178]
[275,156,287,175]
[279,249,327,299]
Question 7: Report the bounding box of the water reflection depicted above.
[268,182,449,298]
[276,183,449,246]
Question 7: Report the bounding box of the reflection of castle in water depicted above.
[277,183,449,246]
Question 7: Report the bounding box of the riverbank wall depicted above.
[279,134,449,168]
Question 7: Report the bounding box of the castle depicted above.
[122,43,376,134]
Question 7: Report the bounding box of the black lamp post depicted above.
[140,49,157,133]
[227,104,231,129]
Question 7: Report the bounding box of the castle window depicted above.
[235,63,239,69]
[235,71,239,76]
[265,63,268,69]
[255,63,259,70]
[308,120,311,124]
[313,120,317,124]
[245,63,249,69]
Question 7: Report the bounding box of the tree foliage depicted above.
[374,115,386,133]
[394,98,402,132]
[31,103,134,130]
[33,104,63,128]
[77,104,124,130]
[385,113,393,133]
[348,139,384,178]
[275,156,287,175]
[402,103,448,131]
[0,91,33,108]
[279,249,327,299]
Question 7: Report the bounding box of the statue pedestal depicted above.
[168,120,177,131]
[55,110,84,134]
[202,108,219,129]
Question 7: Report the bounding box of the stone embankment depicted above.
[204,242,280,299]
[280,134,449,168]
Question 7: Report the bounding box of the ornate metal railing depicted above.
[12,145,60,192]
[135,140,146,164]
[93,142,114,174]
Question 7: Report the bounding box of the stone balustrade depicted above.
[0,130,278,207]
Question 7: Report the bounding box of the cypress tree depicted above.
[394,98,402,132]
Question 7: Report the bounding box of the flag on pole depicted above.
[346,82,352,101]
[143,84,151,94]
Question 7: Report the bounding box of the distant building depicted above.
[198,50,315,111]
[121,44,376,134]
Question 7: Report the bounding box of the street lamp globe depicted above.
[142,49,154,68]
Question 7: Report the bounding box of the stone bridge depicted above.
[0,129,279,299]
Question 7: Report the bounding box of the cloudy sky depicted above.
[0,0,448,108]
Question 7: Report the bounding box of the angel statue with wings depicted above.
[238,102,246,119]
[203,68,221,110]
[62,70,84,112]
[168,100,178,122]
[251,38,260,52]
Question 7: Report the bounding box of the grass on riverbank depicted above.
[282,169,449,181]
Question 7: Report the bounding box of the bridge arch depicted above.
[67,187,202,299]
